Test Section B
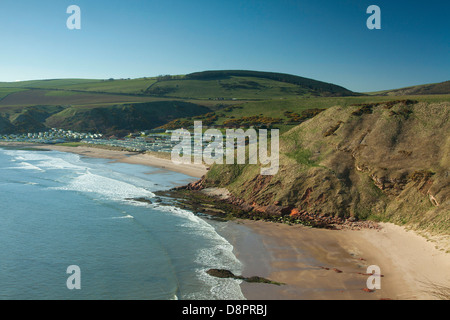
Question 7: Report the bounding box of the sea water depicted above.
[0,147,244,300]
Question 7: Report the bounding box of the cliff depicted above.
[202,100,450,235]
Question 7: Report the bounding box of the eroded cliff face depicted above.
[203,100,450,234]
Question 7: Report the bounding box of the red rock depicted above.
[289,208,300,217]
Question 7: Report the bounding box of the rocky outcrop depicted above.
[206,269,284,285]
[186,176,206,191]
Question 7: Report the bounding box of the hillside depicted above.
[177,70,358,98]
[45,101,210,135]
[0,71,358,101]
[0,102,210,135]
[201,99,450,236]
[0,70,358,135]
[369,80,450,96]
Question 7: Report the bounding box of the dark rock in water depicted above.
[206,269,237,279]
[206,269,284,286]
[125,197,153,204]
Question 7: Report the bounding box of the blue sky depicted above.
[0,0,448,92]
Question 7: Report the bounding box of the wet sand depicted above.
[225,220,450,300]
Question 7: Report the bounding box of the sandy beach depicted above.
[1,141,448,300]
[0,142,207,178]
[224,220,450,300]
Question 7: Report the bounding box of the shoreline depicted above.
[223,220,450,300]
[0,142,207,178]
[2,142,448,300]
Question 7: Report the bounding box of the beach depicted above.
[1,142,448,300]
[223,220,450,300]
[0,142,207,178]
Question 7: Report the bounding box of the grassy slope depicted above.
[0,79,102,89]
[40,78,159,94]
[146,77,310,99]
[185,70,356,96]
[366,80,450,96]
[147,69,357,100]
[0,89,168,107]
[44,101,211,135]
[204,99,450,236]
[0,88,28,100]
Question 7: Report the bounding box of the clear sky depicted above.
[0,0,448,92]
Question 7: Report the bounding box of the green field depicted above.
[0,79,101,89]
[0,89,176,108]
[0,78,159,99]
[47,78,159,94]
[0,88,28,100]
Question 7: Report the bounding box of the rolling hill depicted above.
[368,80,450,96]
[0,70,359,134]
[146,70,358,99]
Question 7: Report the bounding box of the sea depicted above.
[0,146,245,300]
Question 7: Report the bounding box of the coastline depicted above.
[0,142,207,178]
[2,142,448,300]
